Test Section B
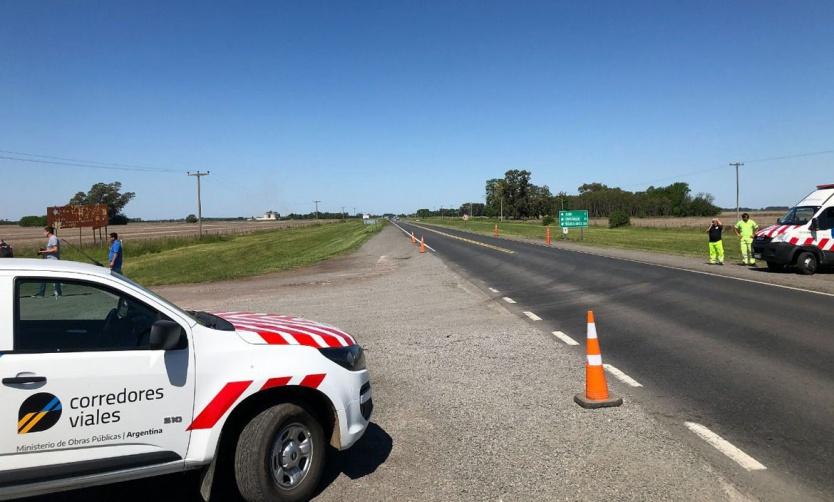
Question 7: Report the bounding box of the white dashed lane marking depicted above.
[523,311,542,321]
[685,422,766,471]
[503,297,516,304]
[552,331,579,345]
[489,287,499,293]
[603,364,643,387]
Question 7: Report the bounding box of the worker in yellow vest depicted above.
[734,213,759,266]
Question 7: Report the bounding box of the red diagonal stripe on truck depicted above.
[300,373,326,388]
[187,381,252,430]
[261,376,293,390]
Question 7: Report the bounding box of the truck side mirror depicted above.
[149,320,186,350]
[776,217,782,224]
[810,217,819,231]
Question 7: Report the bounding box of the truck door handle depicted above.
[3,376,47,385]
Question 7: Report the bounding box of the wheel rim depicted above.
[270,422,314,490]
[804,255,817,272]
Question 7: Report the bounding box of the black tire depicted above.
[765,261,785,272]
[234,403,325,502]
[796,251,818,275]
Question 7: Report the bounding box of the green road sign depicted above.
[559,210,588,228]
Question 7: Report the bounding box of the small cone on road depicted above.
[411,231,416,244]
[419,236,426,253]
[546,225,551,246]
[574,310,623,409]
[494,223,498,236]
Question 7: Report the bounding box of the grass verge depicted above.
[21,221,383,286]
[411,217,750,263]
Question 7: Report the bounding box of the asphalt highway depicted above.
[397,220,834,501]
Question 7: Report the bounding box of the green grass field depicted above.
[411,217,751,263]
[18,220,383,286]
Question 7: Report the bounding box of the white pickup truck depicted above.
[0,259,373,501]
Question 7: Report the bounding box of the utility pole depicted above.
[313,200,320,220]
[188,171,210,237]
[340,206,346,219]
[730,162,744,221]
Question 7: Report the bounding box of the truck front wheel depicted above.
[796,252,818,275]
[235,403,325,502]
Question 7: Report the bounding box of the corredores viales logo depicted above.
[18,393,62,434]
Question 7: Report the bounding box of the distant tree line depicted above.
[419,170,723,220]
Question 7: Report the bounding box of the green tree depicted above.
[185,214,198,223]
[19,215,47,227]
[69,182,136,224]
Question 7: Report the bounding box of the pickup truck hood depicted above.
[212,311,357,348]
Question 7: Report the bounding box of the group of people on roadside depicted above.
[16,226,125,298]
[706,213,759,266]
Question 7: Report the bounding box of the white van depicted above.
[752,183,834,274]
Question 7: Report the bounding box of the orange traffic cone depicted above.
[546,225,551,246]
[411,231,416,244]
[419,236,426,253]
[494,223,498,236]
[574,310,623,409]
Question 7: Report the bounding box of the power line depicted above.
[742,149,834,164]
[0,149,185,173]
[622,148,834,190]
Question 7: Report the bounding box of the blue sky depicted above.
[2,1,833,220]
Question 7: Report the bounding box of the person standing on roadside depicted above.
[706,218,724,265]
[734,213,759,266]
[34,226,62,297]
[108,232,123,274]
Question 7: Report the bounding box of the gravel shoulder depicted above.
[153,225,808,501]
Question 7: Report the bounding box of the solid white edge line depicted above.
[684,422,767,471]
[503,297,516,304]
[551,331,579,345]
[523,311,542,321]
[602,364,643,387]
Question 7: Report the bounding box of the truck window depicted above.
[819,207,834,231]
[779,206,819,225]
[14,279,169,352]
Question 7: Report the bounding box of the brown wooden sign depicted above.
[47,204,108,230]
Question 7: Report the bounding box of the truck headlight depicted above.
[319,345,366,371]
[771,233,789,243]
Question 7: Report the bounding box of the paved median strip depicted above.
[685,422,766,471]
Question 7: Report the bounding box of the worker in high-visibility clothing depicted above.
[706,218,724,265]
[734,213,759,266]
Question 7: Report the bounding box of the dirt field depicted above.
[0,219,333,251]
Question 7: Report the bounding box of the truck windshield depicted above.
[778,206,820,225]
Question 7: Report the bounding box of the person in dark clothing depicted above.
[706,218,724,265]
